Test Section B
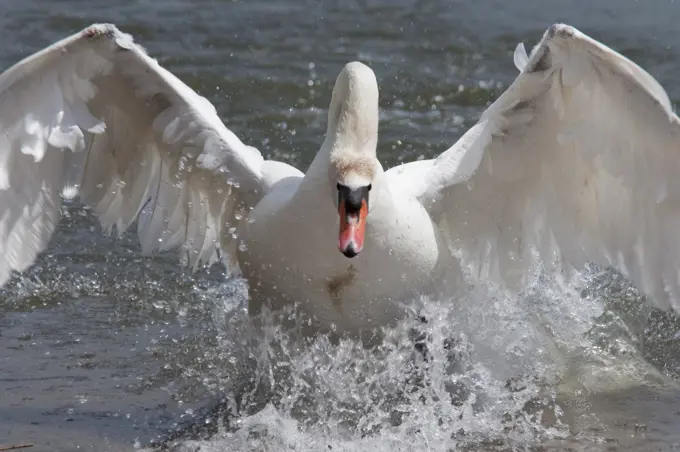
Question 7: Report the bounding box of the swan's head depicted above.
[326,61,379,258]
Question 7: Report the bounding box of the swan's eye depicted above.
[367,184,372,192]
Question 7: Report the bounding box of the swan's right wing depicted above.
[0,24,284,286]
[406,24,680,312]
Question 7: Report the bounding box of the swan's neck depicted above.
[325,64,379,162]
[297,62,380,201]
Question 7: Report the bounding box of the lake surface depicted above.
[3,0,680,450]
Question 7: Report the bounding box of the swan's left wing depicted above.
[0,24,277,287]
[421,24,680,311]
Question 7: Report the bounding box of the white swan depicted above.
[1,23,680,335]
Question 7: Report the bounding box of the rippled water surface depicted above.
[3,1,680,451]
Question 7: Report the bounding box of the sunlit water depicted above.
[3,1,680,451]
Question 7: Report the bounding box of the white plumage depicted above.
[0,24,270,286]
[1,23,680,333]
[422,24,680,310]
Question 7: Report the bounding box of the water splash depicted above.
[147,263,680,452]
[2,209,676,450]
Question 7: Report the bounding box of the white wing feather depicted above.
[0,24,273,286]
[421,24,680,310]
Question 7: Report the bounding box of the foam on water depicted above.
[152,264,675,451]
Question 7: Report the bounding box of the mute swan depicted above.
[1,24,680,335]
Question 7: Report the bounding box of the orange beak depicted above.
[337,184,371,258]
[338,198,368,257]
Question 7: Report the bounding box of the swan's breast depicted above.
[239,187,446,332]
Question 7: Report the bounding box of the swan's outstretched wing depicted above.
[0,24,289,286]
[418,24,680,310]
